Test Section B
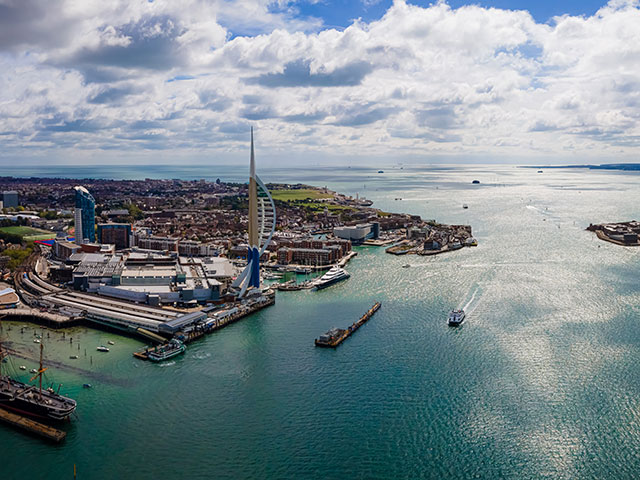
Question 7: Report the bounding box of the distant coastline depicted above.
[521,163,640,171]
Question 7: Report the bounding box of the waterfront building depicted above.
[277,247,339,266]
[97,223,132,250]
[2,191,18,209]
[0,286,20,309]
[231,128,276,297]
[69,251,221,305]
[333,222,379,244]
[74,186,96,245]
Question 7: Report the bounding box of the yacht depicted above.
[448,309,465,326]
[313,266,350,290]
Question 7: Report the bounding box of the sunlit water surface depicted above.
[1,165,639,479]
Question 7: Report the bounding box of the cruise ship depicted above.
[448,309,465,326]
[313,266,350,290]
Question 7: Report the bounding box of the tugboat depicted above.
[0,341,77,421]
[448,309,465,326]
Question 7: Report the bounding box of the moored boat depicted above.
[0,341,77,422]
[147,339,186,362]
[312,266,350,290]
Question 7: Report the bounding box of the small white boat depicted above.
[69,355,79,359]
[30,368,38,374]
[33,339,41,343]
[96,346,110,352]
[19,365,26,370]
[108,341,115,345]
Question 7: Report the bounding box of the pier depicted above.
[315,302,381,348]
[133,293,276,360]
[0,408,66,442]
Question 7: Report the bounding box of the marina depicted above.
[315,302,381,348]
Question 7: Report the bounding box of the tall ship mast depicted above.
[0,339,77,422]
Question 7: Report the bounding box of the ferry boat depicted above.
[147,339,186,362]
[448,309,465,326]
[0,342,77,421]
[313,266,350,290]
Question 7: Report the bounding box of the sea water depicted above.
[1,165,639,479]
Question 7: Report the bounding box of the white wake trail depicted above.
[459,287,479,313]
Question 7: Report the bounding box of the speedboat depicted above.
[96,346,110,352]
[108,341,115,345]
[448,309,465,326]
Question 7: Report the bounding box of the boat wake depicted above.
[192,352,211,360]
[459,287,480,315]
[158,361,176,367]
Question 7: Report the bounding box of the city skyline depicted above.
[1,0,639,166]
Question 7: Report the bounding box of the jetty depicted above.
[133,293,275,360]
[0,408,66,442]
[315,302,381,348]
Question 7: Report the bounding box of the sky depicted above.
[1,0,639,166]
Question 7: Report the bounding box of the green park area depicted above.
[0,226,55,241]
[269,188,333,202]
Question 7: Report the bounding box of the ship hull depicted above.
[314,274,349,290]
[0,380,76,421]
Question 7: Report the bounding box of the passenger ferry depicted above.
[147,339,186,362]
[448,309,465,326]
[313,266,350,290]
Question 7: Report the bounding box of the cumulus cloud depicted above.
[1,0,640,162]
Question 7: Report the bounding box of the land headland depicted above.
[586,221,640,246]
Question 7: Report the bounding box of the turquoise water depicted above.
[2,166,640,479]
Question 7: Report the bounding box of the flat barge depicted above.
[315,302,381,348]
[0,408,66,443]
